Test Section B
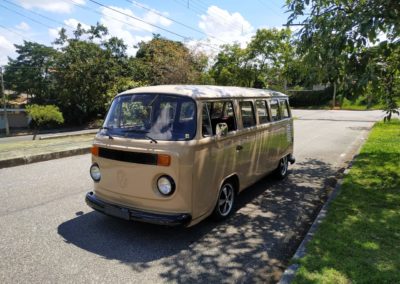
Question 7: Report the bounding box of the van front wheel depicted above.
[212,181,235,220]
[275,156,288,179]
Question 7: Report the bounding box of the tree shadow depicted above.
[58,158,338,283]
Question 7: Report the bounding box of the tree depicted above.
[26,104,64,139]
[286,0,400,113]
[53,24,136,124]
[134,36,206,85]
[3,42,59,104]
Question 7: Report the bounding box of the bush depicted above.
[26,104,64,139]
[288,87,333,107]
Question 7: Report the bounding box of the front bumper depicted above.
[85,192,192,226]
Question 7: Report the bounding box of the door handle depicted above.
[236,145,243,151]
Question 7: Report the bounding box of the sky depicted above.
[0,0,291,65]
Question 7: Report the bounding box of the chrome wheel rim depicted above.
[218,184,234,216]
[280,156,288,176]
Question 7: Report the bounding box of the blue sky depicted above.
[0,0,290,65]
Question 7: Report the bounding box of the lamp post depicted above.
[0,67,10,136]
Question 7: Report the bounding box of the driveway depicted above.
[0,110,384,283]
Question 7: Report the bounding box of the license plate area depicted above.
[105,205,130,220]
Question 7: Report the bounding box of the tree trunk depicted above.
[332,81,337,109]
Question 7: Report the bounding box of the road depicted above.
[0,129,98,144]
[0,110,384,283]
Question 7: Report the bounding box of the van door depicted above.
[268,99,285,166]
[192,100,239,218]
[255,99,276,173]
[236,100,259,188]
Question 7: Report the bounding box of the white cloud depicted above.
[48,19,90,40]
[99,5,172,55]
[16,0,85,14]
[15,22,30,31]
[0,35,17,65]
[64,18,90,30]
[198,5,254,48]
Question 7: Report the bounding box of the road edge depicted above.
[0,147,91,169]
[278,128,372,284]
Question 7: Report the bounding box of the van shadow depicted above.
[58,158,338,283]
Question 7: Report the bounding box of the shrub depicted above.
[288,87,333,107]
[25,104,64,139]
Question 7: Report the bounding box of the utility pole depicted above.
[0,67,10,136]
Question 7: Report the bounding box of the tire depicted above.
[275,155,289,179]
[212,181,236,221]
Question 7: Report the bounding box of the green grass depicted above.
[293,119,400,284]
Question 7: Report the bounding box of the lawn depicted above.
[293,119,400,283]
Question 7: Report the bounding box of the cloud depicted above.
[198,5,254,47]
[64,18,90,30]
[99,5,172,55]
[16,0,85,14]
[15,22,30,31]
[48,18,90,40]
[0,35,17,65]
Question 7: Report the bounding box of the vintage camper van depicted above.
[86,85,295,227]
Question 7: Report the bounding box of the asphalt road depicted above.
[0,110,385,283]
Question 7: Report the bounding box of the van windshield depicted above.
[102,93,197,141]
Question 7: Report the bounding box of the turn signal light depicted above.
[91,146,99,156]
[157,154,171,166]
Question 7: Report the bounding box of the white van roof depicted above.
[119,85,287,99]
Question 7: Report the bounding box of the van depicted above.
[86,85,295,227]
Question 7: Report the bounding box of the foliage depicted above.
[4,42,59,104]
[293,119,400,283]
[210,28,296,90]
[26,104,64,128]
[288,87,333,107]
[286,0,400,113]
[134,36,207,85]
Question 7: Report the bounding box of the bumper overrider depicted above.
[85,192,192,226]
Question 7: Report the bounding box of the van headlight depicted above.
[90,163,101,182]
[157,175,175,196]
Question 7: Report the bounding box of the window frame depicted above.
[255,99,271,125]
[239,100,257,129]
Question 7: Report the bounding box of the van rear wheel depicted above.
[275,156,289,179]
[212,181,235,220]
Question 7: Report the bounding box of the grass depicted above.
[293,119,400,284]
[0,134,94,160]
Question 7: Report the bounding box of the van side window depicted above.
[202,103,212,137]
[270,99,281,121]
[279,100,290,119]
[202,101,237,136]
[255,100,270,124]
[239,101,256,128]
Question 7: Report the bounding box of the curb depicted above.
[278,128,371,284]
[278,176,346,284]
[0,147,91,169]
[39,130,98,140]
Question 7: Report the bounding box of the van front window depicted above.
[102,94,196,141]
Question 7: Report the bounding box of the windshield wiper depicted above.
[121,128,158,143]
[145,135,158,144]
[99,126,114,140]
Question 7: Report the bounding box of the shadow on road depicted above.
[58,158,338,283]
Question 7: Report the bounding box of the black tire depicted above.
[211,181,236,221]
[275,155,289,179]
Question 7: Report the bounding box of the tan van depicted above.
[86,85,295,227]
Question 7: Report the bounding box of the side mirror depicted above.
[216,122,228,137]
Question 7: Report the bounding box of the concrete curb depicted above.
[0,147,91,169]
[278,176,346,284]
[39,130,98,140]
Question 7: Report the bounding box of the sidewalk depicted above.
[0,133,95,168]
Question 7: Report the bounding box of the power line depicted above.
[0,3,53,29]
[3,0,75,30]
[174,0,245,35]
[88,0,191,40]
[124,0,227,44]
[0,24,27,40]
